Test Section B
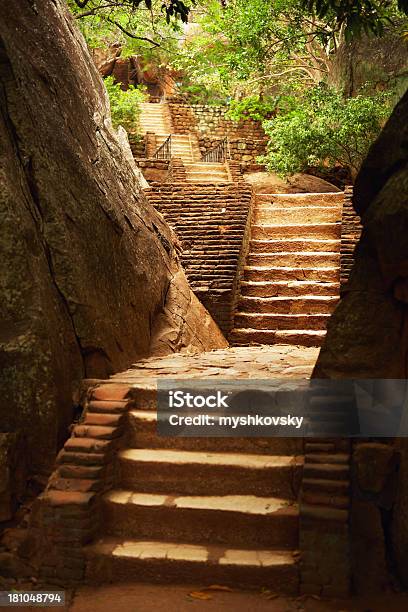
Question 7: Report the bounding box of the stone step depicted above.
[247,252,339,267]
[303,462,350,480]
[302,478,350,494]
[238,296,338,315]
[102,490,299,549]
[118,448,303,498]
[255,193,343,207]
[126,410,303,455]
[253,207,341,224]
[240,280,339,298]
[251,224,341,240]
[244,266,339,282]
[234,313,329,330]
[229,329,326,347]
[301,490,348,509]
[85,538,299,592]
[250,239,340,253]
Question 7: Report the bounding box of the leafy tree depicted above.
[261,86,393,179]
[302,0,408,39]
[68,0,193,58]
[104,75,146,132]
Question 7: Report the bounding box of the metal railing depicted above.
[153,134,172,160]
[202,137,230,163]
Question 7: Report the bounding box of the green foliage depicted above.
[104,76,146,133]
[301,0,408,40]
[261,86,393,178]
[226,96,276,122]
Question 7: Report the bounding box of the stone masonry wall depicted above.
[340,186,362,288]
[168,102,267,161]
[145,183,253,334]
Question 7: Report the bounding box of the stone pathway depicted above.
[103,344,319,385]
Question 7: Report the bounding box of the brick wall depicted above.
[27,385,132,585]
[145,183,254,334]
[340,186,362,288]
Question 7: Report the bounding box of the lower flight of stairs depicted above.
[230,193,343,347]
[184,162,230,183]
[84,389,303,591]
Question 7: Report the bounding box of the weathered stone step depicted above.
[238,296,338,315]
[253,207,341,224]
[85,538,299,592]
[127,410,303,455]
[244,266,339,282]
[102,490,299,548]
[251,224,341,240]
[302,478,350,494]
[303,462,350,480]
[240,280,339,298]
[234,313,329,331]
[118,449,303,498]
[247,252,339,268]
[301,490,349,509]
[300,504,348,522]
[255,193,343,207]
[229,329,326,347]
[250,238,340,253]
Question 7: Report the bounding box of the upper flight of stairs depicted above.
[230,192,343,347]
[139,102,172,134]
[84,389,303,591]
[139,102,231,183]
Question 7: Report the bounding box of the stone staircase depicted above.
[139,102,172,134]
[184,162,230,183]
[139,102,231,182]
[84,387,303,591]
[230,193,343,347]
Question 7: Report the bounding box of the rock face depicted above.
[0,0,226,506]
[313,89,408,588]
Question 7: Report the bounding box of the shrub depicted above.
[227,95,276,122]
[261,85,393,179]
[104,76,146,134]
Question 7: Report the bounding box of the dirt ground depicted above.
[6,583,407,612]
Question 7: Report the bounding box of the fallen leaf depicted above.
[188,591,213,600]
[204,585,233,592]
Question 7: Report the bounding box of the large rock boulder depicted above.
[0,0,226,495]
[313,89,408,588]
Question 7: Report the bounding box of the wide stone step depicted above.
[234,313,329,331]
[102,490,299,549]
[229,329,326,347]
[255,193,343,207]
[247,252,339,267]
[118,449,303,498]
[240,280,339,298]
[250,239,340,253]
[244,266,339,282]
[85,538,299,592]
[253,207,341,224]
[126,410,303,455]
[238,296,338,315]
[251,224,341,240]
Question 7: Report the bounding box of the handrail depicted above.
[202,137,230,163]
[153,134,172,159]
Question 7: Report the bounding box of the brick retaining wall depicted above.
[340,186,362,288]
[145,183,254,334]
